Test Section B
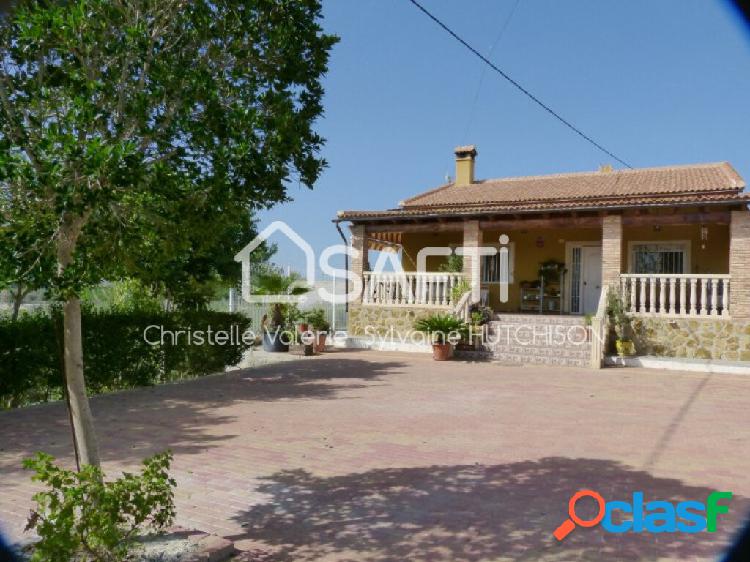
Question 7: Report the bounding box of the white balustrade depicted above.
[362,272,464,307]
[619,274,730,318]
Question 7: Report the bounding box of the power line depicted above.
[408,0,633,169]
[462,0,522,143]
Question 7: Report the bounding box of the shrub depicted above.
[414,313,468,344]
[438,254,463,273]
[450,279,471,303]
[304,308,330,332]
[606,289,632,340]
[468,304,492,325]
[0,310,252,409]
[24,451,176,562]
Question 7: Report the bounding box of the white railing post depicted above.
[690,279,698,316]
[710,279,718,316]
[619,273,730,319]
[679,278,686,315]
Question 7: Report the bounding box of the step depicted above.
[486,345,591,359]
[485,326,592,347]
[490,352,590,368]
[491,314,587,326]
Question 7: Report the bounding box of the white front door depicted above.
[581,246,603,314]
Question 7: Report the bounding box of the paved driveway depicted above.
[1,350,749,561]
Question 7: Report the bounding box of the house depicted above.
[335,146,750,366]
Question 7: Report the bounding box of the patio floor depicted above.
[1,350,749,561]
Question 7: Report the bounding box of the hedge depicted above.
[0,310,252,409]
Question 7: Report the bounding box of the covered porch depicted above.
[350,207,741,320]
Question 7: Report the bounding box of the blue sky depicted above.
[258,0,750,275]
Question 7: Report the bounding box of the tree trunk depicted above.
[62,296,101,467]
[56,212,100,468]
[11,284,25,321]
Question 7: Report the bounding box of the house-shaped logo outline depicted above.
[234,221,316,304]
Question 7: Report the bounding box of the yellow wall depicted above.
[622,224,729,274]
[395,222,730,313]
[482,228,599,312]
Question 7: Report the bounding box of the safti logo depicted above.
[553,489,732,540]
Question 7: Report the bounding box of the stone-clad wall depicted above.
[348,305,445,337]
[631,317,750,361]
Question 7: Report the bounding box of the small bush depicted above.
[24,451,176,562]
[414,313,468,344]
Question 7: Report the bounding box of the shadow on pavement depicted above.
[230,457,749,562]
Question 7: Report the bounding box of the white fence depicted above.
[218,296,348,332]
[362,272,463,307]
[619,274,730,317]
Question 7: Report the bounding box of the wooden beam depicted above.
[479,216,602,230]
[365,221,464,233]
[622,211,730,226]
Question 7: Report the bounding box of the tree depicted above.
[252,267,310,327]
[0,0,337,467]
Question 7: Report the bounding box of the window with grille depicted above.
[630,243,687,274]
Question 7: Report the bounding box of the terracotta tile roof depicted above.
[337,162,747,221]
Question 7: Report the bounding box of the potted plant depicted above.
[305,308,330,353]
[414,313,468,361]
[253,268,310,352]
[607,290,635,356]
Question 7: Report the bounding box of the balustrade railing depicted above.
[362,272,463,307]
[619,274,730,317]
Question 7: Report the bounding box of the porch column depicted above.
[462,220,482,303]
[729,210,750,319]
[350,224,367,303]
[602,215,623,290]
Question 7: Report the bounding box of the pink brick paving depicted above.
[1,350,749,561]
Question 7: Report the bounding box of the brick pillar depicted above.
[350,224,367,303]
[462,220,482,302]
[729,210,750,319]
[602,215,623,289]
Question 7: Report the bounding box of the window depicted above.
[481,244,515,283]
[629,242,688,274]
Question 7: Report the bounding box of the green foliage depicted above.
[469,304,492,325]
[0,0,337,301]
[252,267,311,328]
[606,289,631,340]
[305,308,330,332]
[24,451,176,562]
[439,254,464,273]
[0,310,252,409]
[413,313,468,344]
[538,260,566,283]
[81,279,162,313]
[450,278,471,303]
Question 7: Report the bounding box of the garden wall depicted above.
[631,317,750,361]
[348,304,445,337]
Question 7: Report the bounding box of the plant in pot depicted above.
[468,304,492,345]
[253,268,310,352]
[305,308,330,353]
[607,289,635,356]
[414,313,468,361]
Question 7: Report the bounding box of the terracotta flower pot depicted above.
[298,322,309,333]
[432,343,452,361]
[314,333,327,353]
